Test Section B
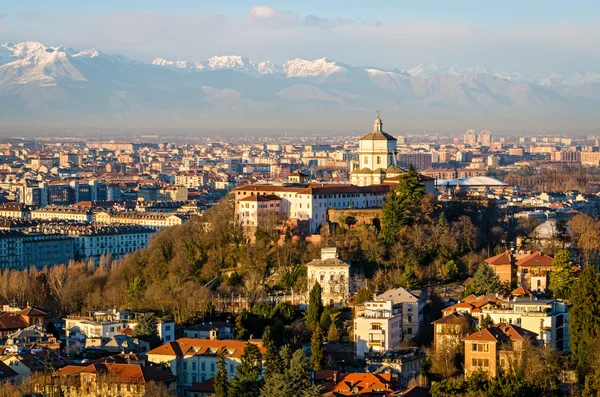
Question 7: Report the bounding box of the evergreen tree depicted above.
[549,249,575,299]
[398,263,418,289]
[235,310,250,340]
[306,283,324,329]
[262,326,279,380]
[278,344,292,371]
[479,314,494,330]
[214,351,230,397]
[327,323,340,343]
[310,329,324,371]
[231,343,263,397]
[132,313,161,348]
[288,349,312,392]
[381,164,425,247]
[463,264,501,296]
[570,266,600,378]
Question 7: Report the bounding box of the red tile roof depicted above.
[0,314,29,331]
[515,252,554,267]
[485,251,512,265]
[147,338,265,359]
[326,373,394,396]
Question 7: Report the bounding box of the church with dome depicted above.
[350,114,406,187]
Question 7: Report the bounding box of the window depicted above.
[193,362,197,371]
[377,156,381,164]
[371,324,382,330]
[407,328,413,335]
[364,156,368,164]
[230,364,235,373]
[183,362,187,370]
[211,363,215,372]
[201,362,205,371]
[408,315,413,322]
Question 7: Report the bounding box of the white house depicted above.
[353,300,402,359]
[375,287,426,339]
[306,247,351,306]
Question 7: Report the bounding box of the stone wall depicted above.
[327,208,383,230]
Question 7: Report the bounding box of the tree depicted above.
[353,287,373,305]
[381,164,425,246]
[132,313,161,348]
[262,326,279,380]
[288,349,312,392]
[306,283,323,329]
[570,266,600,378]
[549,249,575,299]
[310,328,324,371]
[479,314,494,330]
[463,263,501,297]
[327,323,340,343]
[235,310,250,340]
[143,381,173,397]
[214,351,230,397]
[398,263,418,289]
[443,260,459,282]
[231,343,263,397]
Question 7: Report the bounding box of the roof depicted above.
[515,252,554,268]
[306,257,350,268]
[147,338,265,359]
[188,378,215,392]
[511,286,532,296]
[485,251,512,266]
[359,131,397,141]
[432,312,474,325]
[0,361,18,380]
[0,314,29,331]
[463,324,537,343]
[396,386,432,397]
[327,372,394,395]
[375,287,420,304]
[18,307,47,317]
[58,363,176,384]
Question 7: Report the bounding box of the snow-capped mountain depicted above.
[2,41,600,123]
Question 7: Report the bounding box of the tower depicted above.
[350,113,399,186]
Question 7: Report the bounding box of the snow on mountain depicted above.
[407,63,439,77]
[257,61,282,75]
[0,41,85,84]
[206,55,257,73]
[2,40,600,121]
[152,58,190,69]
[283,57,347,78]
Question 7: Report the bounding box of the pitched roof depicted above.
[0,361,18,380]
[485,251,512,265]
[18,307,47,317]
[432,312,473,325]
[511,286,532,296]
[328,372,394,395]
[147,338,265,359]
[515,252,554,267]
[0,314,29,331]
[359,131,397,141]
[58,363,175,384]
[375,287,420,304]
[188,378,215,392]
[463,324,537,343]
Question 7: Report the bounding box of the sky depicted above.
[1,1,600,74]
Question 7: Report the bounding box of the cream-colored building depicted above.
[94,211,186,230]
[350,115,402,187]
[147,339,265,395]
[306,247,351,306]
[354,300,402,358]
[375,287,425,339]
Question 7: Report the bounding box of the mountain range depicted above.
[1,41,600,128]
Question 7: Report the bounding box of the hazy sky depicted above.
[1,1,600,73]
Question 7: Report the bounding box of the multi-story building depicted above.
[22,234,74,269]
[176,172,209,188]
[444,295,569,352]
[478,130,492,146]
[94,211,186,230]
[30,205,94,222]
[463,324,537,377]
[147,339,266,395]
[306,247,351,306]
[0,202,30,219]
[236,194,282,230]
[375,287,425,339]
[67,225,154,263]
[464,130,478,146]
[183,322,235,340]
[56,363,177,397]
[432,312,477,352]
[353,300,402,358]
[350,115,401,187]
[397,152,433,171]
[0,231,24,270]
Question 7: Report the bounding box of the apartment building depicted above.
[306,247,351,306]
[175,172,209,188]
[375,287,425,339]
[56,363,176,397]
[30,205,94,222]
[0,202,29,219]
[463,324,537,377]
[147,339,266,395]
[354,300,402,359]
[94,211,186,230]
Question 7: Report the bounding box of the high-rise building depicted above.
[464,130,478,146]
[397,152,433,170]
[478,130,492,146]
